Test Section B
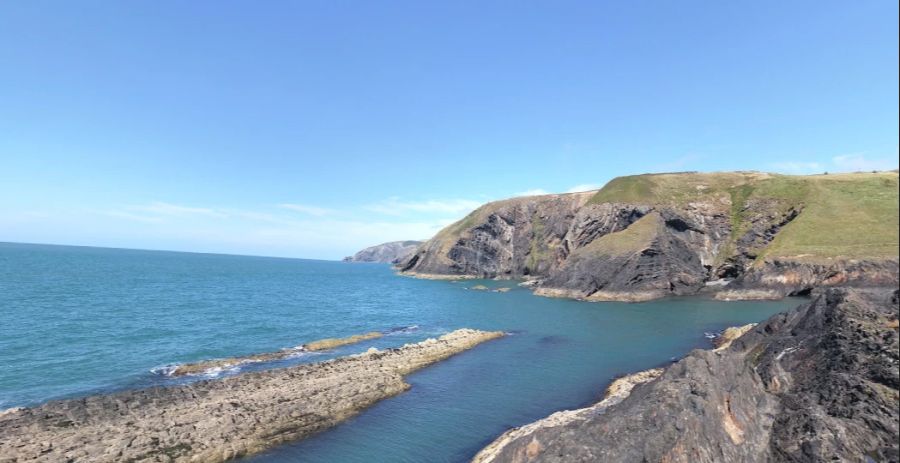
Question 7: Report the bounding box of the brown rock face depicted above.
[472,288,899,462]
[0,329,504,463]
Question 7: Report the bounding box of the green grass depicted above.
[579,212,662,256]
[759,173,899,260]
[587,171,766,206]
[588,171,898,261]
[527,211,547,271]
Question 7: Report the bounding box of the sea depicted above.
[0,242,800,462]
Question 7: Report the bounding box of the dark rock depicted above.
[474,288,900,462]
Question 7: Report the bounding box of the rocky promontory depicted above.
[472,287,899,462]
[343,240,422,263]
[0,329,504,462]
[399,171,899,301]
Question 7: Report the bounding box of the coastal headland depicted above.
[398,171,899,302]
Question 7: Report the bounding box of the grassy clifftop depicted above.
[587,171,899,261]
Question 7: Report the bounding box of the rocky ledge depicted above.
[167,331,384,377]
[0,329,504,463]
[473,287,899,462]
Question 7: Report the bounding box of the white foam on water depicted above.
[385,325,420,335]
[149,364,180,377]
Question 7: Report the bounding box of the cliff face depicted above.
[400,171,899,300]
[473,287,900,463]
[343,240,422,263]
[401,193,592,277]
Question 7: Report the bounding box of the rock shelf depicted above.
[0,328,505,463]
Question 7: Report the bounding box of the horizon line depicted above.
[0,240,350,263]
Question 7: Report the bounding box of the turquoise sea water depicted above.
[0,242,801,462]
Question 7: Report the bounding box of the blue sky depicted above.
[1,1,897,259]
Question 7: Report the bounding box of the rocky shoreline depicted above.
[472,368,664,463]
[470,324,753,463]
[471,287,899,462]
[0,329,505,463]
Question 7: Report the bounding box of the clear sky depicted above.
[1,1,897,259]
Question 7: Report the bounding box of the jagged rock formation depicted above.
[400,171,899,301]
[0,329,504,463]
[401,193,593,277]
[343,240,422,263]
[472,288,899,462]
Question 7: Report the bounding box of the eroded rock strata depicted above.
[0,329,504,463]
[472,288,899,463]
[400,172,899,301]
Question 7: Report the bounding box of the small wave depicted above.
[198,365,242,378]
[151,362,243,378]
[149,364,180,377]
[385,325,420,335]
[703,331,719,339]
[152,349,320,379]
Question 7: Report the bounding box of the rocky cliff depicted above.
[400,171,899,301]
[343,240,422,263]
[473,287,899,462]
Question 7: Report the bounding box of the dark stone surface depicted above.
[478,288,900,463]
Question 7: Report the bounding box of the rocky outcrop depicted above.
[472,368,664,463]
[167,331,384,377]
[0,329,504,463]
[536,211,718,301]
[400,172,899,301]
[712,323,756,351]
[716,258,900,300]
[400,193,593,278]
[343,240,422,263]
[472,288,899,462]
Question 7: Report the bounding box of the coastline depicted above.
[469,288,900,462]
[533,287,666,302]
[396,271,478,281]
[0,329,505,463]
[472,367,665,463]
[470,323,753,463]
